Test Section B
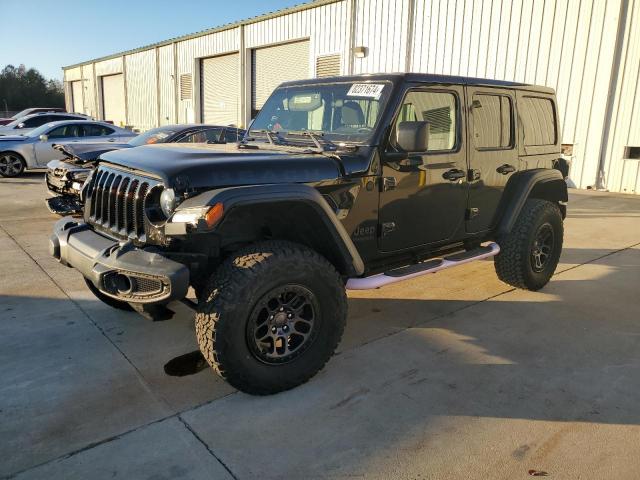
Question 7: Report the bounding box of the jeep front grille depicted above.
[85,165,158,241]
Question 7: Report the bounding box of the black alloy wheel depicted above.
[0,153,24,177]
[247,284,319,364]
[530,223,555,273]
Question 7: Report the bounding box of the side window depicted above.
[177,128,222,144]
[520,96,557,146]
[48,124,82,139]
[472,94,513,149]
[84,124,114,136]
[393,90,458,152]
[224,129,243,143]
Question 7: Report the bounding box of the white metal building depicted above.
[63,0,640,194]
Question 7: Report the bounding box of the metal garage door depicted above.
[71,81,83,114]
[200,53,239,126]
[251,40,310,116]
[101,74,126,127]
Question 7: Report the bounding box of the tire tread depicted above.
[195,240,347,395]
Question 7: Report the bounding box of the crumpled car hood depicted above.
[53,142,131,162]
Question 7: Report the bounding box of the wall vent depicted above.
[623,146,640,159]
[180,74,193,101]
[316,54,341,78]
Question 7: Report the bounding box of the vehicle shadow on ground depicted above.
[173,248,640,479]
[0,246,638,476]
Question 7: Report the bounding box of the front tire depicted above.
[84,278,134,311]
[195,240,347,395]
[0,152,25,178]
[494,199,563,291]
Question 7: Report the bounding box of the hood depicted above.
[0,135,28,142]
[54,142,131,162]
[100,143,344,189]
[0,128,31,136]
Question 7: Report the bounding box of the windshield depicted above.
[11,108,36,119]
[25,122,56,137]
[128,126,179,146]
[4,116,30,128]
[249,81,391,144]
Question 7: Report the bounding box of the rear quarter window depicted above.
[520,96,557,146]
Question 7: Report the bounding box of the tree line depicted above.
[0,64,65,114]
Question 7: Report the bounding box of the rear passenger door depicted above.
[466,87,518,233]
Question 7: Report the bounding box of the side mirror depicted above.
[17,123,25,129]
[396,121,429,153]
[39,134,49,142]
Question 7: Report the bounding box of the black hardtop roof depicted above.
[280,72,555,94]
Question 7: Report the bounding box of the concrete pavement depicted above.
[1,173,639,479]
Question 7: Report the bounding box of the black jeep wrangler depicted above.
[50,74,567,395]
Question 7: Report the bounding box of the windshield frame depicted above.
[248,80,393,146]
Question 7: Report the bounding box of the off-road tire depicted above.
[84,277,134,311]
[494,199,563,291]
[195,240,347,395]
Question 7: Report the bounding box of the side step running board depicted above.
[346,242,500,290]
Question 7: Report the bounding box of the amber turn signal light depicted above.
[204,202,224,228]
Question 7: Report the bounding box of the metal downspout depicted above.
[596,0,630,190]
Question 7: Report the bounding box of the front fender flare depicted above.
[175,183,365,277]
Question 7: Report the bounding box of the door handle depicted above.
[497,164,516,175]
[442,169,466,181]
[381,176,397,191]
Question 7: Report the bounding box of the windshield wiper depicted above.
[244,129,343,157]
[284,130,338,152]
[248,129,285,145]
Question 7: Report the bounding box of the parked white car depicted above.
[0,112,90,137]
[0,120,136,177]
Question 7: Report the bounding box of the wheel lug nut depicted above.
[287,313,292,318]
[271,326,277,333]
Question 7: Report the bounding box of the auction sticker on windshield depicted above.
[347,83,385,99]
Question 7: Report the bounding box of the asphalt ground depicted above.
[1,172,639,479]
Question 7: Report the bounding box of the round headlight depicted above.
[160,188,176,217]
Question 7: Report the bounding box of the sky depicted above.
[1,0,305,81]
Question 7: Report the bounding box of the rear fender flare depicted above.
[496,168,568,236]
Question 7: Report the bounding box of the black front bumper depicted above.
[50,217,189,305]
[45,195,83,215]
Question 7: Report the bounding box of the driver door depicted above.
[34,123,82,166]
[378,86,468,252]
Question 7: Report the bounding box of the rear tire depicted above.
[494,199,563,291]
[195,240,347,395]
[0,152,25,178]
[84,278,134,311]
